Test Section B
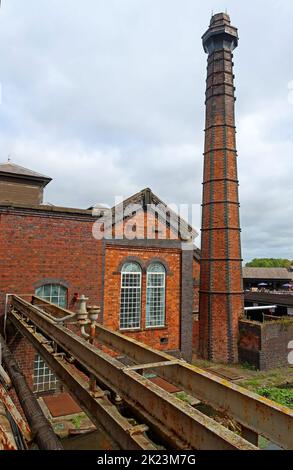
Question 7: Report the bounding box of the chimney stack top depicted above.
[202,12,238,54]
[210,12,231,26]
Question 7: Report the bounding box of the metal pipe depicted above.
[81,325,90,340]
[0,335,63,450]
[244,306,277,311]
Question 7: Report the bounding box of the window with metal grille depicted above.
[120,262,142,330]
[33,284,67,393]
[33,354,58,393]
[35,284,67,308]
[146,263,166,328]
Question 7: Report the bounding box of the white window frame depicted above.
[146,264,166,328]
[35,283,67,308]
[120,263,142,331]
[34,283,66,393]
[33,354,58,393]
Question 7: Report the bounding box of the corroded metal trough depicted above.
[7,295,293,450]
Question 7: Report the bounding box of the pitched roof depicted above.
[0,162,51,183]
[242,267,292,280]
[101,187,198,242]
[245,291,293,308]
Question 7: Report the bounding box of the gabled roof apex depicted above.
[111,187,198,242]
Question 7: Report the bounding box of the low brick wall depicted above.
[239,318,293,370]
[238,320,261,368]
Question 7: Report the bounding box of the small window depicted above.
[120,263,142,330]
[35,284,67,308]
[33,354,59,393]
[146,263,166,328]
[34,283,67,393]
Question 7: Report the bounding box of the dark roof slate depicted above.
[0,162,51,182]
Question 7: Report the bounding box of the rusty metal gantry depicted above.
[6,295,293,450]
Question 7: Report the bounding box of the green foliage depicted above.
[241,361,257,371]
[258,436,270,449]
[246,258,292,268]
[71,414,84,429]
[257,387,293,409]
[174,391,190,403]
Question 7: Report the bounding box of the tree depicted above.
[246,258,292,268]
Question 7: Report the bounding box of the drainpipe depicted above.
[0,335,63,450]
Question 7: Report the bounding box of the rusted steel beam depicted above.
[9,313,155,451]
[32,296,75,322]
[10,297,256,450]
[125,360,180,371]
[0,364,11,388]
[93,322,293,450]
[0,384,31,443]
[0,334,63,451]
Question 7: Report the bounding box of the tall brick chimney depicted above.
[199,13,244,363]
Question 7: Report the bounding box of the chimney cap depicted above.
[210,12,231,25]
[202,12,238,54]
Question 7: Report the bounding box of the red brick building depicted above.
[0,13,246,398]
[0,161,200,393]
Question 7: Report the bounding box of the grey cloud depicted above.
[0,0,292,262]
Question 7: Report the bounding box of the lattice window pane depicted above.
[33,354,58,393]
[120,263,142,330]
[35,284,67,308]
[34,283,67,392]
[146,264,166,328]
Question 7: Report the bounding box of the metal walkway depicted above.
[7,295,293,450]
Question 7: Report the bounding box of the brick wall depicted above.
[112,209,174,240]
[0,207,103,384]
[260,320,293,370]
[0,209,103,314]
[238,320,261,368]
[239,319,293,370]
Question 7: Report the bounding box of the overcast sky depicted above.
[0,0,292,262]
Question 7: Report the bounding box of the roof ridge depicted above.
[0,161,51,180]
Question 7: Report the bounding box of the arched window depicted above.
[34,283,67,393]
[35,284,67,308]
[120,262,142,330]
[146,263,166,328]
